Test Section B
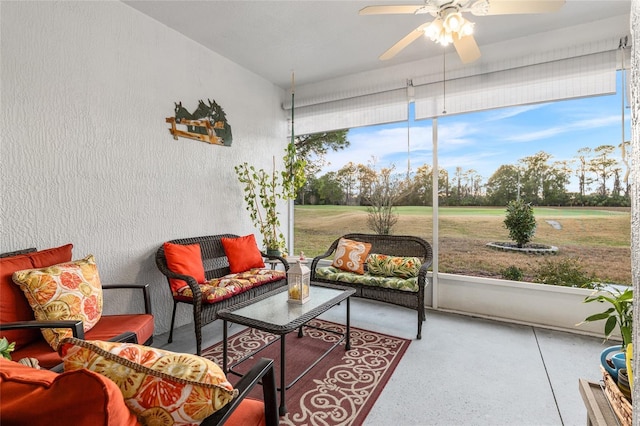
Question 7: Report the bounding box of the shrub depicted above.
[501,265,524,281]
[504,199,536,248]
[534,257,598,288]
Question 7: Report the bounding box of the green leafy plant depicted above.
[0,337,15,360]
[504,199,536,248]
[500,265,523,281]
[235,144,305,253]
[534,257,598,289]
[580,287,633,348]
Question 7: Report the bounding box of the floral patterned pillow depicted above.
[12,255,103,350]
[331,238,372,275]
[59,339,238,425]
[366,254,422,278]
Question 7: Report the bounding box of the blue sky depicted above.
[321,73,630,192]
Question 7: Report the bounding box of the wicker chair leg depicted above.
[168,301,178,344]
[194,305,202,356]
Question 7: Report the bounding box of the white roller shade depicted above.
[285,15,627,134]
[414,50,617,119]
[293,88,408,134]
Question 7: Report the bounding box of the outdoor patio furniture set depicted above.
[0,233,431,424]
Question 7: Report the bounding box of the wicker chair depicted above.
[155,235,289,355]
[310,233,433,339]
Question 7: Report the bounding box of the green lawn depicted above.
[293,205,631,285]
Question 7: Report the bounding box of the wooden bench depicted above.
[310,233,433,339]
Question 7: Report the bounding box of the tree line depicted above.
[295,131,632,208]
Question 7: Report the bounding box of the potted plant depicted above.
[581,286,633,348]
[0,337,15,360]
[234,143,305,255]
[580,286,633,383]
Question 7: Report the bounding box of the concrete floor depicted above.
[155,297,612,426]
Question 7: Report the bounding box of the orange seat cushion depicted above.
[85,313,154,346]
[8,314,154,370]
[0,358,139,426]
[0,244,73,349]
[226,398,266,426]
[10,339,67,370]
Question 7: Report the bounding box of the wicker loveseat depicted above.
[310,233,433,339]
[155,234,289,355]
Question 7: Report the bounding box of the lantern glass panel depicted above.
[288,261,310,304]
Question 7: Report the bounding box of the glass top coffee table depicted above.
[217,282,355,416]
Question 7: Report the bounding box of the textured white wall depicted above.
[0,1,288,334]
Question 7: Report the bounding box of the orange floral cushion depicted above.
[12,255,103,350]
[174,269,286,303]
[331,238,372,274]
[59,339,238,425]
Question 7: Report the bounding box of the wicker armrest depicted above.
[201,358,278,426]
[260,252,290,271]
[154,258,204,302]
[310,251,334,279]
[0,320,85,339]
[102,282,153,315]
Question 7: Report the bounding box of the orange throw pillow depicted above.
[0,358,139,426]
[221,234,265,273]
[0,244,73,349]
[163,242,206,293]
[331,238,372,274]
[29,243,73,268]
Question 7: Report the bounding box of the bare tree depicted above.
[365,166,407,235]
[589,145,617,196]
[574,147,593,198]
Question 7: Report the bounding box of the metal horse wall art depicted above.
[166,98,233,146]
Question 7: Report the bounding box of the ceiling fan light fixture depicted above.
[458,20,475,37]
[439,31,453,46]
[424,19,443,41]
[443,11,463,32]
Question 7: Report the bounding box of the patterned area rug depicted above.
[201,319,410,425]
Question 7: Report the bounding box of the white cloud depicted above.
[318,95,625,180]
[505,114,620,143]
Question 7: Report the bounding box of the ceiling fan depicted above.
[360,0,565,64]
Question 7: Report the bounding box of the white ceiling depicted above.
[123,0,632,89]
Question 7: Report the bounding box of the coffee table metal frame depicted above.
[217,282,356,416]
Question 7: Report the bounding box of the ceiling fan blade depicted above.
[380,23,429,61]
[359,5,433,15]
[453,34,481,64]
[482,0,565,15]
